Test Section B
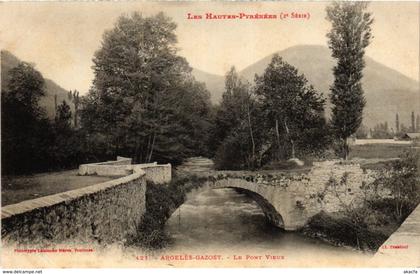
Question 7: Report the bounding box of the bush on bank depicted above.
[126,175,207,249]
[303,149,420,251]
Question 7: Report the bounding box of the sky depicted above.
[0,1,419,94]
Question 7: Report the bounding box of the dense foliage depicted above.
[82,12,212,165]
[1,63,52,174]
[1,64,101,175]
[211,57,330,170]
[377,150,420,220]
[371,122,393,139]
[211,67,263,169]
[255,55,329,161]
[127,176,207,249]
[2,12,214,175]
[1,7,377,175]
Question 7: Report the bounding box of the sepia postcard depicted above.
[0,0,419,269]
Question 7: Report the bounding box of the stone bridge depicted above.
[176,158,377,231]
[183,176,314,231]
[1,156,377,244]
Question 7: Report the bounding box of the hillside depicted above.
[192,68,226,104]
[1,50,73,118]
[193,45,420,129]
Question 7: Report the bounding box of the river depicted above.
[163,157,372,266]
[164,187,372,265]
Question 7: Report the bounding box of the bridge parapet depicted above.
[78,157,171,184]
[78,156,133,176]
[186,160,378,231]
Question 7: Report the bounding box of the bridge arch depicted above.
[173,178,294,229]
[230,187,285,228]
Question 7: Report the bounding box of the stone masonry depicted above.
[1,157,172,245]
[183,160,378,230]
[1,172,146,245]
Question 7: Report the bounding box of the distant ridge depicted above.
[192,45,420,129]
[2,48,418,129]
[191,68,226,104]
[1,50,73,118]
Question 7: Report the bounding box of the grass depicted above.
[1,170,120,206]
[349,143,411,159]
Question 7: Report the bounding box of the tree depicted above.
[355,123,368,139]
[55,100,72,133]
[379,150,420,220]
[326,2,373,159]
[51,99,89,170]
[68,90,80,128]
[395,113,400,133]
[4,62,45,114]
[2,62,90,174]
[371,122,392,139]
[1,62,52,174]
[411,111,415,132]
[83,12,212,164]
[400,123,409,134]
[212,67,261,169]
[255,55,327,161]
[211,67,251,151]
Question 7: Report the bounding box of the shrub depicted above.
[303,211,388,251]
[126,176,207,249]
[377,149,420,220]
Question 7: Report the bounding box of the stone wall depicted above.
[78,158,171,184]
[78,156,132,176]
[139,164,172,184]
[78,164,134,176]
[191,160,379,230]
[230,161,378,216]
[1,171,146,245]
[294,161,379,215]
[2,157,173,244]
[1,157,373,241]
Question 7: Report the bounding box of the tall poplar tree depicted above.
[326,2,373,159]
[411,111,415,132]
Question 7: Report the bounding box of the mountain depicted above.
[193,45,420,129]
[191,68,225,104]
[1,50,73,118]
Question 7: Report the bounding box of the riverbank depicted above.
[301,195,418,252]
[301,211,398,252]
[126,176,208,249]
[302,149,419,252]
